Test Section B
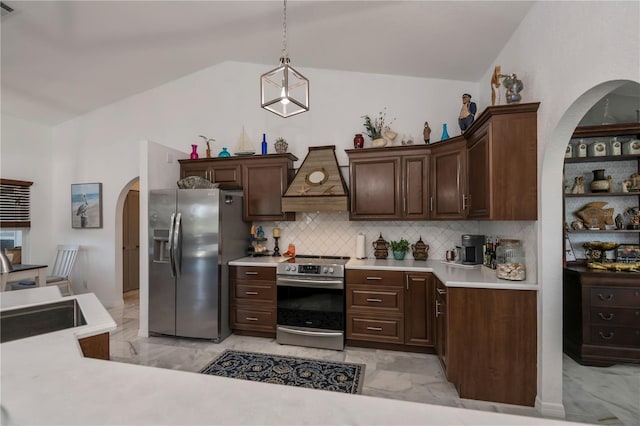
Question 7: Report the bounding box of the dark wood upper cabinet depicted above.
[347,146,429,220]
[430,139,467,220]
[465,102,539,220]
[179,154,297,222]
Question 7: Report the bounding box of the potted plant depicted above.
[390,238,409,260]
[274,137,288,153]
[362,108,396,148]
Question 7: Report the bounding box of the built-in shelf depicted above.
[566,229,640,234]
[565,192,640,197]
[564,154,640,164]
[571,123,640,138]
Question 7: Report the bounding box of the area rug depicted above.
[200,350,365,394]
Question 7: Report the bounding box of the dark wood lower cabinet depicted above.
[446,287,537,406]
[79,332,110,360]
[404,273,434,347]
[230,266,276,338]
[563,267,640,366]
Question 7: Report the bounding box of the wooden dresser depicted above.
[563,266,640,366]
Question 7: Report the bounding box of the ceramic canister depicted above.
[564,144,573,158]
[588,141,607,157]
[577,141,587,157]
[623,139,640,155]
[610,137,622,155]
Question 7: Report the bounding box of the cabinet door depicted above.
[403,155,429,219]
[210,163,242,187]
[404,273,434,347]
[242,160,295,221]
[349,156,402,219]
[430,141,466,219]
[180,162,210,180]
[466,126,490,219]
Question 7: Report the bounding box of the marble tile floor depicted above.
[108,291,639,425]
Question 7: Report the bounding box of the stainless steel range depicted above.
[276,255,349,351]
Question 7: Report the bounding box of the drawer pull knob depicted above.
[245,271,259,275]
[597,293,613,301]
[245,291,259,295]
[366,276,382,281]
[598,331,614,340]
[366,298,383,303]
[366,326,383,331]
[245,317,259,321]
[598,313,614,321]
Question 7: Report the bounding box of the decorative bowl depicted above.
[583,241,620,251]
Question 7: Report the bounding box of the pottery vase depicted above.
[590,169,609,193]
[274,139,288,153]
[218,147,231,158]
[392,251,406,260]
[441,124,450,141]
[372,138,387,148]
[190,144,199,160]
[353,134,364,149]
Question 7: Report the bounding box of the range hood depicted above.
[281,145,349,212]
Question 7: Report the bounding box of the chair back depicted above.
[50,244,79,279]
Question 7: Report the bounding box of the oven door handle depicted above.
[276,277,344,289]
[277,326,344,338]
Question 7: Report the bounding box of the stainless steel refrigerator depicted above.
[148,188,249,341]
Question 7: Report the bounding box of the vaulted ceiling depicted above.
[1,1,535,125]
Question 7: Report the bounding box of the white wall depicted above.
[477,0,640,418]
[0,115,53,265]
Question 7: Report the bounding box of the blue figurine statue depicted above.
[458,93,477,134]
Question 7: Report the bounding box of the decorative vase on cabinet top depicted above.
[353,134,364,149]
[218,147,231,158]
[190,144,199,160]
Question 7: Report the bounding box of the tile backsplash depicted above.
[256,213,538,281]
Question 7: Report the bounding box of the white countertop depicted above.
[229,256,539,290]
[1,287,572,425]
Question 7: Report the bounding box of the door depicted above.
[431,140,466,219]
[123,190,139,292]
[405,273,434,346]
[466,126,490,218]
[175,189,221,339]
[242,160,293,221]
[349,156,401,219]
[148,189,177,336]
[403,155,429,219]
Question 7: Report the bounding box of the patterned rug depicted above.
[200,350,365,394]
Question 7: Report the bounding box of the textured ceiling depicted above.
[1,1,535,125]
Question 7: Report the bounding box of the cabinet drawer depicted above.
[590,307,640,326]
[590,287,640,308]
[346,270,403,286]
[231,266,276,281]
[347,313,403,344]
[231,305,276,330]
[348,285,403,313]
[233,283,275,303]
[590,326,640,346]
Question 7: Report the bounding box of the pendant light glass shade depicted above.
[261,57,309,118]
[260,0,309,118]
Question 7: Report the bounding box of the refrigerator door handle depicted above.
[168,213,177,278]
[173,212,182,278]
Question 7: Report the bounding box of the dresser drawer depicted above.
[233,283,275,303]
[590,307,640,326]
[589,287,640,308]
[231,266,276,281]
[347,313,403,344]
[346,270,403,286]
[347,285,403,313]
[590,326,640,346]
[231,305,276,331]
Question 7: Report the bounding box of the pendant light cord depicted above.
[281,0,288,61]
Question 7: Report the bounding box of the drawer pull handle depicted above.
[597,293,613,301]
[598,331,614,340]
[366,276,382,281]
[598,313,614,321]
[245,317,259,321]
[245,291,259,295]
[436,288,447,295]
[245,271,259,275]
[366,298,383,303]
[435,300,442,318]
[366,326,383,331]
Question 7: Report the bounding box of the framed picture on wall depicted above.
[71,183,103,229]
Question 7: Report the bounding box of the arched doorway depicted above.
[539,79,639,422]
[114,177,140,305]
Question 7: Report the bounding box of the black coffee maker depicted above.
[459,234,485,265]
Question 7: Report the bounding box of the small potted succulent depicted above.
[274,137,288,153]
[390,238,410,260]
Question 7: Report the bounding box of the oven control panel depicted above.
[277,263,343,277]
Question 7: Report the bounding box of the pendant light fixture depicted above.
[260,0,309,118]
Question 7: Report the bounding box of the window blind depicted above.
[0,179,33,228]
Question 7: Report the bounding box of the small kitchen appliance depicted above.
[459,234,485,265]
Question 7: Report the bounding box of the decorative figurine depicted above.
[423,122,431,144]
[490,66,524,105]
[458,94,477,134]
[440,123,450,140]
[615,213,624,230]
[571,176,585,194]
